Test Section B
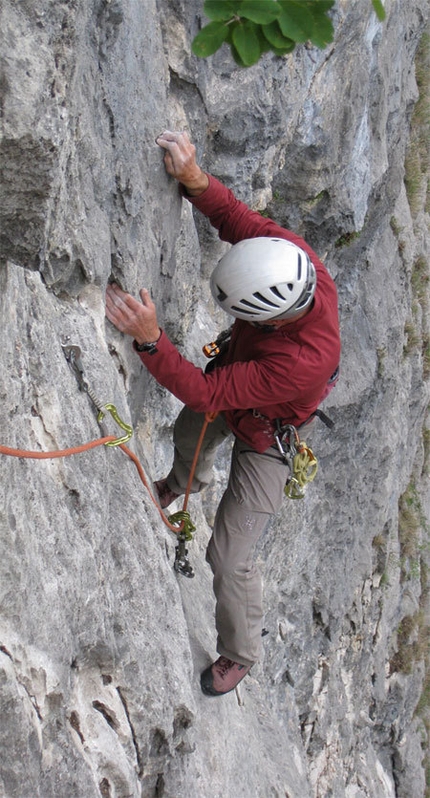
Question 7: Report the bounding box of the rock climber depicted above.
[105,130,341,697]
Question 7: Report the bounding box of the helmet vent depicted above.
[211,238,316,320]
[295,285,314,310]
[269,285,286,301]
[252,291,279,308]
[231,305,254,316]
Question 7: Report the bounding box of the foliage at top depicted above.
[191,0,387,67]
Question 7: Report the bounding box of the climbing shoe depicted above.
[154,478,180,510]
[200,656,251,697]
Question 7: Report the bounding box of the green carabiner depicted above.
[97,403,133,446]
[168,510,196,541]
[284,477,305,500]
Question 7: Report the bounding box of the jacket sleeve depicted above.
[134,331,305,414]
[183,175,324,268]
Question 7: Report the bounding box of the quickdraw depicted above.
[66,345,222,576]
[1,345,218,580]
[274,422,318,500]
[62,345,133,446]
[1,345,206,579]
[62,344,206,576]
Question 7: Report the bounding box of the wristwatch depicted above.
[134,332,161,355]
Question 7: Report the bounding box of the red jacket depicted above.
[136,176,341,453]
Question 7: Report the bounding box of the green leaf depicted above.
[277,1,315,43]
[271,41,296,55]
[231,19,262,65]
[239,0,280,25]
[255,24,273,53]
[371,0,386,21]
[309,14,334,48]
[302,0,334,11]
[262,20,295,50]
[301,0,335,47]
[191,21,229,58]
[203,0,238,22]
[230,42,249,67]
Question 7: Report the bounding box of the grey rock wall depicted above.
[1,1,429,797]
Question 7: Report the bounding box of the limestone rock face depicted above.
[1,1,429,797]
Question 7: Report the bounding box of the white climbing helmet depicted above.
[210,237,316,322]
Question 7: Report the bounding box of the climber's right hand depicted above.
[156,130,209,195]
[105,283,161,346]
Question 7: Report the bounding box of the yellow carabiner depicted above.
[97,403,133,446]
[284,477,306,500]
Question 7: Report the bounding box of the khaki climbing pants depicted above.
[166,406,290,667]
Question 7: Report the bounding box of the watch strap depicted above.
[134,331,161,355]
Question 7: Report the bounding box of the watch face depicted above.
[135,340,157,353]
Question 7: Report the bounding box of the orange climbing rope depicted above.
[0,411,218,537]
[0,437,117,458]
[182,411,218,513]
[1,344,219,578]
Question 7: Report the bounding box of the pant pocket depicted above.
[229,439,289,515]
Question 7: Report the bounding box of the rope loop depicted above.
[284,441,318,499]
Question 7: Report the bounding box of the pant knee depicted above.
[206,541,256,582]
[206,541,231,579]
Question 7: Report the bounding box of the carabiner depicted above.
[168,511,196,578]
[168,510,196,541]
[284,476,306,500]
[97,403,133,446]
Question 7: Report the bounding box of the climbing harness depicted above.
[274,421,318,500]
[272,365,338,497]
[2,336,337,573]
[203,331,337,501]
[272,366,338,497]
